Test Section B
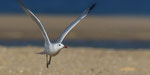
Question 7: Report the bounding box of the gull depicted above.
[16,0,96,68]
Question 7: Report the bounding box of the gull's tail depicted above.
[36,51,46,55]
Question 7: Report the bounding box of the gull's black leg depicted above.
[46,54,49,68]
[48,56,52,65]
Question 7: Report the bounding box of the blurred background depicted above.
[0,0,150,48]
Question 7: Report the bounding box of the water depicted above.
[1,0,150,15]
[1,40,150,49]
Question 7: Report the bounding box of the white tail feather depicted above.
[36,51,46,55]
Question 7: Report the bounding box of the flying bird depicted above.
[16,0,96,68]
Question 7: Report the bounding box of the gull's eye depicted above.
[59,44,61,46]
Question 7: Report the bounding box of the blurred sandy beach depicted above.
[1,15,150,40]
[0,46,149,75]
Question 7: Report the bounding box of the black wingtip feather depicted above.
[89,3,96,10]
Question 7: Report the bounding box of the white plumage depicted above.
[16,0,96,68]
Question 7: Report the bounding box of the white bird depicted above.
[16,0,96,68]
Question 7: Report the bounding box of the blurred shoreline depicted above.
[0,14,150,41]
[0,40,150,49]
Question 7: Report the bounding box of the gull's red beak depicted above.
[64,46,67,48]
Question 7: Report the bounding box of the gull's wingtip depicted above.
[16,0,25,9]
[89,2,96,10]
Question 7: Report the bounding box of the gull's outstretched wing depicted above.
[16,0,51,45]
[57,2,96,43]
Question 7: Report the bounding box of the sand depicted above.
[0,46,149,75]
[0,15,150,40]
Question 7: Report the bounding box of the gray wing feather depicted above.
[16,0,51,45]
[57,3,96,43]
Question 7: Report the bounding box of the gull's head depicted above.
[53,43,67,50]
